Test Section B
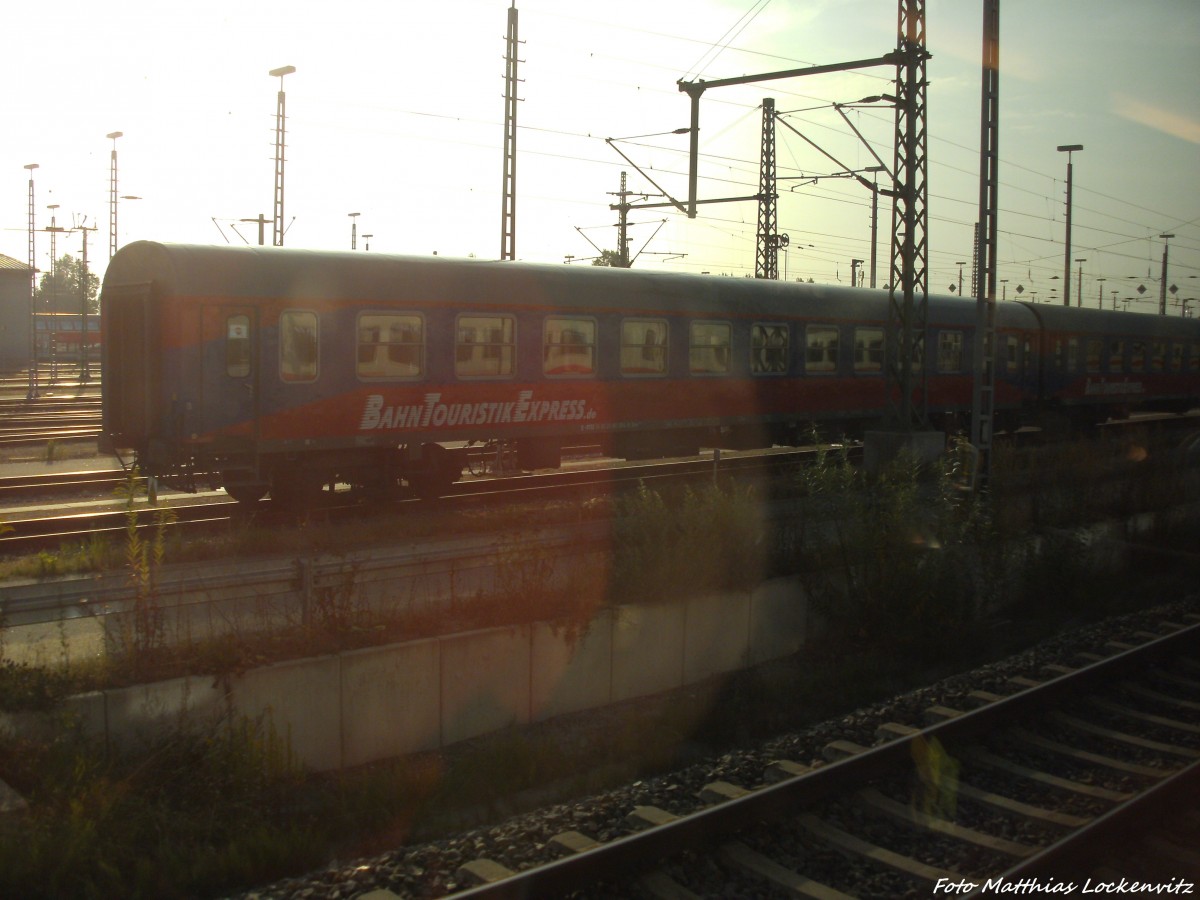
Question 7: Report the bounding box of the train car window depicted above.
[1024,337,1034,378]
[1086,339,1102,373]
[357,313,423,379]
[1004,336,1019,371]
[805,326,839,373]
[544,317,596,377]
[1108,340,1124,372]
[1068,338,1080,372]
[853,328,884,372]
[1130,341,1146,371]
[226,315,251,378]
[1170,343,1183,372]
[456,315,516,378]
[937,331,963,373]
[689,320,732,374]
[751,323,789,374]
[280,310,318,382]
[620,319,668,376]
[1150,342,1166,372]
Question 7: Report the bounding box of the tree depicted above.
[591,249,626,267]
[35,254,100,315]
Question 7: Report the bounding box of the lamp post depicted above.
[349,212,361,250]
[956,261,966,297]
[857,165,887,288]
[1075,257,1087,308]
[47,204,60,306]
[1158,233,1174,315]
[107,131,123,260]
[1057,144,1083,306]
[80,225,94,382]
[269,66,296,247]
[788,166,886,288]
[25,163,39,399]
[362,234,373,252]
[121,194,142,242]
[1096,277,1106,309]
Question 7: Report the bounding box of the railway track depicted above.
[0,447,824,556]
[223,609,1200,900]
[2,414,1194,556]
[0,367,102,442]
[0,393,102,445]
[426,619,1200,897]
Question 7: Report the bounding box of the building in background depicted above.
[0,254,32,367]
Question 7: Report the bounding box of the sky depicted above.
[2,0,1198,315]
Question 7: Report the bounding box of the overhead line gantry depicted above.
[675,0,935,449]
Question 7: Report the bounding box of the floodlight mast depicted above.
[269,66,295,247]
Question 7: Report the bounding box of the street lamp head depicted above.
[24,163,38,171]
[107,131,123,141]
[1057,144,1084,153]
[349,212,361,218]
[269,65,296,78]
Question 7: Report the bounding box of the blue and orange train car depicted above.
[100,242,1200,505]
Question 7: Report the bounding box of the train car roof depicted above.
[1015,300,1200,338]
[103,241,1043,327]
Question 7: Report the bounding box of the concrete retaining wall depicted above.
[1,577,810,772]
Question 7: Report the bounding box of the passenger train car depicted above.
[100,242,1200,505]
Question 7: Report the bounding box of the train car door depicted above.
[102,281,156,448]
[201,306,259,441]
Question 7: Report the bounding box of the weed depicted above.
[0,715,314,900]
[791,446,993,651]
[0,659,76,711]
[110,468,176,676]
[610,479,767,605]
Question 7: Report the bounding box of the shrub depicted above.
[610,480,767,605]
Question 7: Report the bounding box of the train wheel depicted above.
[270,471,325,510]
[353,472,403,505]
[222,480,269,504]
[406,444,460,499]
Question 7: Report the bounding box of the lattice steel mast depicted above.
[755,98,780,279]
[971,0,1000,489]
[107,131,122,260]
[884,0,932,431]
[25,163,38,400]
[500,2,522,261]
[269,66,295,247]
